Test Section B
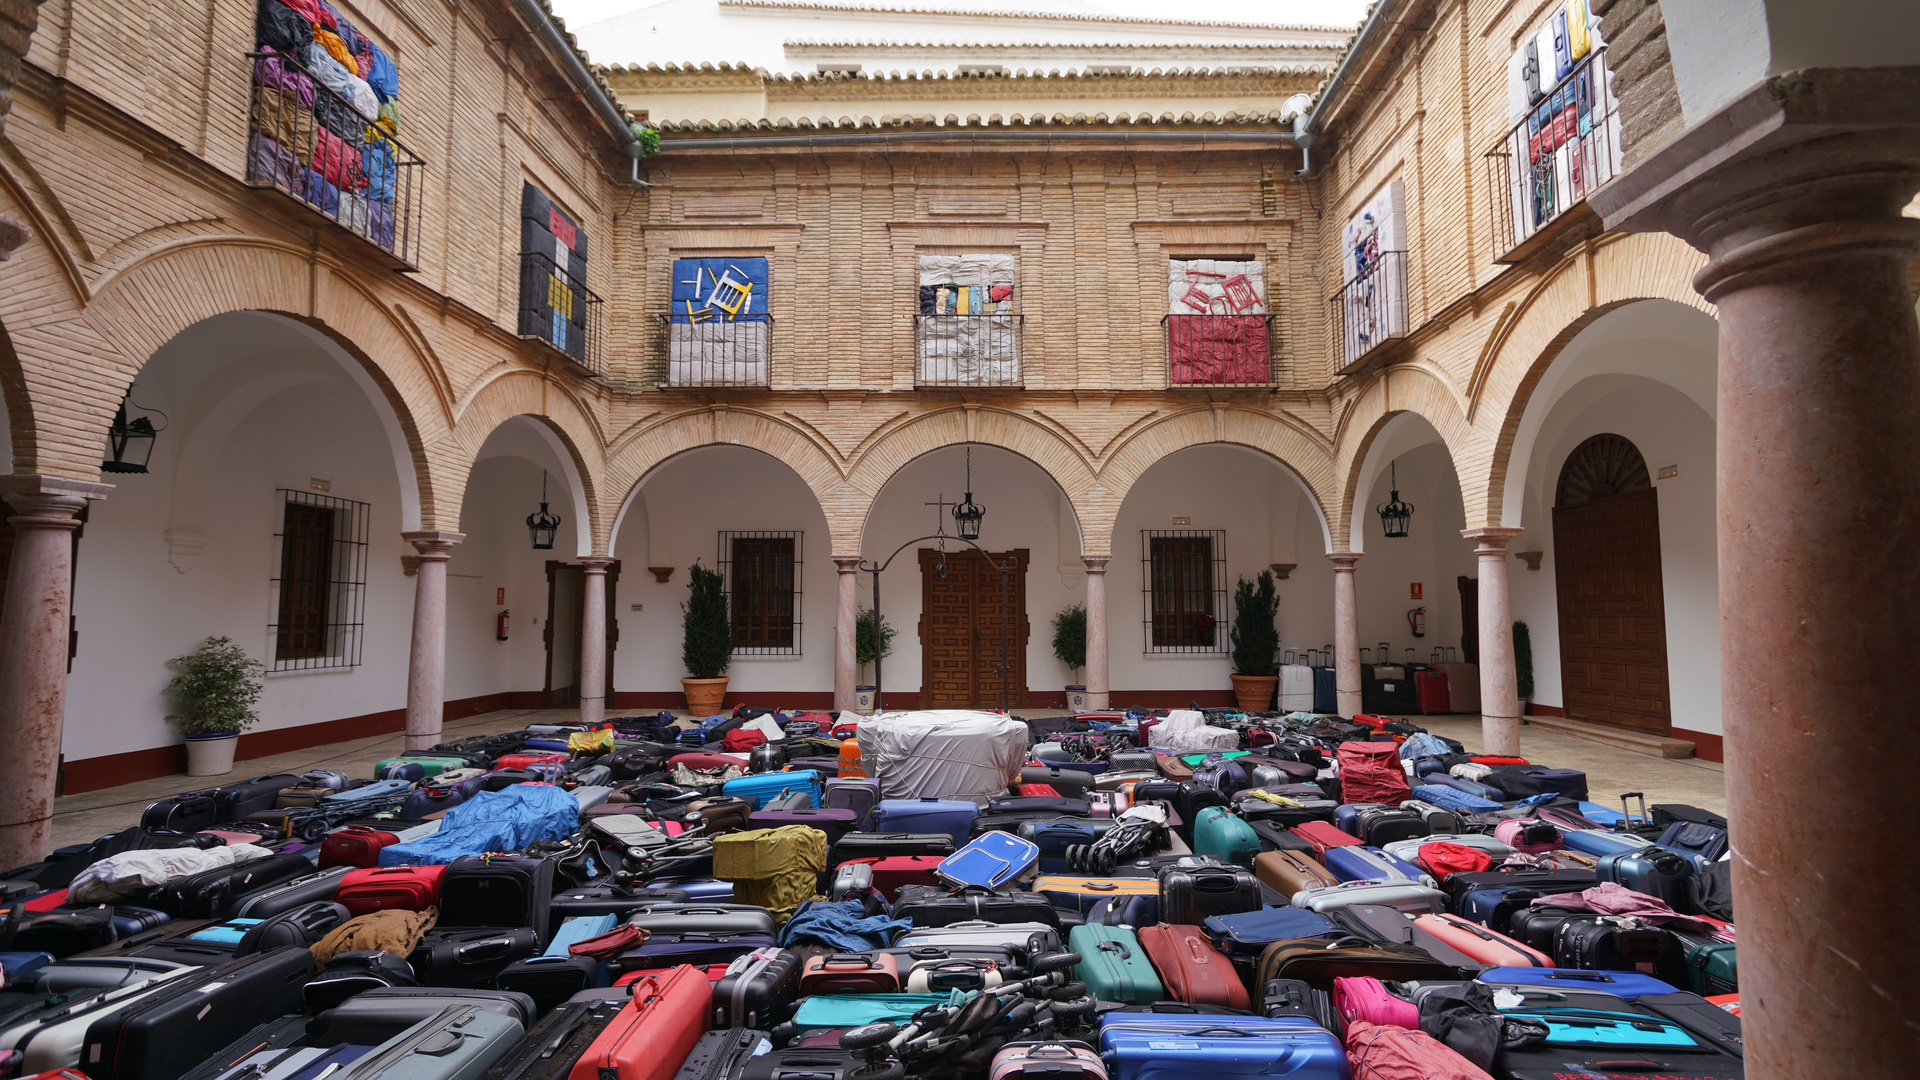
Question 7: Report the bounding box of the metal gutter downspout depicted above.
[512,0,649,176]
[1296,0,1404,174]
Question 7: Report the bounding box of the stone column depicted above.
[1589,70,1920,1080]
[1327,552,1362,717]
[1463,528,1525,756]
[0,477,109,868]
[578,556,615,725]
[1081,556,1110,710]
[833,557,861,712]
[401,531,463,750]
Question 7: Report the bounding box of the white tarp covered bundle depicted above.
[856,709,1029,803]
[69,843,274,904]
[917,254,1018,385]
[668,322,769,386]
[1147,708,1240,754]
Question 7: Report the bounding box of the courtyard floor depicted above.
[48,709,1727,849]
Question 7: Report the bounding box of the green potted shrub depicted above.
[854,607,895,713]
[681,562,732,713]
[1051,603,1088,709]
[1513,620,1534,715]
[165,635,265,776]
[1228,570,1281,713]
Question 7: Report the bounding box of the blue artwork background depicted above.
[671,257,770,321]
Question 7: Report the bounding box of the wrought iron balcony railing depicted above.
[244,50,424,267]
[654,313,773,387]
[1483,46,1622,261]
[916,313,1023,387]
[518,252,605,376]
[1163,314,1277,387]
[1328,250,1409,369]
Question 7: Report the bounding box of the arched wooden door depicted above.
[1551,435,1672,734]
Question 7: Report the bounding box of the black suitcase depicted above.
[303,950,422,1011]
[210,776,305,820]
[829,832,956,866]
[125,936,241,968]
[140,793,219,834]
[408,926,540,988]
[12,906,118,956]
[172,1014,311,1080]
[876,943,1028,981]
[710,948,801,1028]
[674,1028,772,1080]
[439,855,557,943]
[149,854,316,919]
[318,986,537,1043]
[1553,915,1687,983]
[738,1048,865,1080]
[228,865,353,918]
[546,883,694,939]
[1018,765,1092,798]
[492,955,601,1017]
[891,885,1062,929]
[983,796,1091,818]
[80,945,313,1080]
[478,997,621,1080]
[1262,977,1339,1031]
[1352,806,1429,846]
[1158,864,1260,925]
[234,900,348,955]
[482,769,543,792]
[1105,854,1231,879]
[1247,820,1317,854]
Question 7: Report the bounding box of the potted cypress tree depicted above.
[681,562,732,713]
[1513,620,1534,716]
[854,607,894,713]
[1228,570,1281,713]
[165,636,265,776]
[1051,603,1088,710]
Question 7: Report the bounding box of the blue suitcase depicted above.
[1200,906,1338,964]
[1322,845,1431,886]
[1595,846,1707,905]
[1418,773,1505,801]
[645,878,734,900]
[937,831,1040,890]
[1479,966,1682,999]
[1017,819,1109,873]
[1312,666,1337,714]
[720,770,823,810]
[324,779,415,802]
[871,798,981,846]
[1557,828,1656,857]
[1098,1014,1349,1080]
[1410,785,1503,812]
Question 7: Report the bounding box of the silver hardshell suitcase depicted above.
[0,965,198,1074]
[1380,833,1516,865]
[338,1004,523,1080]
[894,920,1062,958]
[1289,879,1449,916]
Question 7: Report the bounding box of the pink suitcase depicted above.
[1413,912,1554,967]
[989,1042,1105,1080]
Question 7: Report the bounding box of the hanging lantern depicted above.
[101,394,164,474]
[526,470,562,550]
[952,446,985,541]
[1377,461,1414,539]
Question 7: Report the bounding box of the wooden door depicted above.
[918,548,1029,708]
[544,562,583,707]
[1457,574,1478,664]
[1551,435,1671,734]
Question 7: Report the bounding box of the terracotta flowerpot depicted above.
[1229,673,1279,715]
[185,732,239,776]
[682,676,729,715]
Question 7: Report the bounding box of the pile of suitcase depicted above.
[0,706,1743,1080]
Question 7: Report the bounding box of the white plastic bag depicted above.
[1147,709,1240,753]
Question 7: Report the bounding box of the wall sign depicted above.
[1411,582,1424,600]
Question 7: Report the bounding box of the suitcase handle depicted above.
[820,954,882,970]
[454,940,515,961]
[1095,940,1132,960]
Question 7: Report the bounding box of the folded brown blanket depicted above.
[311,907,438,964]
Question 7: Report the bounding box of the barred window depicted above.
[1144,530,1227,653]
[270,490,369,670]
[719,531,802,654]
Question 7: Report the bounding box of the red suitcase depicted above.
[800,953,901,995]
[570,965,710,1080]
[1413,670,1452,715]
[615,964,731,987]
[842,856,944,902]
[1290,821,1364,857]
[317,826,400,869]
[1412,912,1553,967]
[335,864,446,915]
[1136,923,1250,1011]
[1018,783,1061,797]
[499,752,568,770]
[1353,714,1395,730]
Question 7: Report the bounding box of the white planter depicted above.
[185,732,239,776]
[1066,685,1088,711]
[854,686,877,714]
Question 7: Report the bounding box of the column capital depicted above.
[578,555,616,573]
[1461,527,1526,555]
[1081,555,1111,573]
[832,555,864,573]
[1326,551,1363,571]
[400,531,464,560]
[0,475,111,531]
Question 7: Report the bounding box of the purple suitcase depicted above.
[822,778,882,829]
[746,808,860,846]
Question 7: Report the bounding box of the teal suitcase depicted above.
[1068,924,1163,1005]
[1192,806,1260,866]
[790,994,949,1035]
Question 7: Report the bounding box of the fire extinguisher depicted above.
[496,609,510,641]
[1407,607,1426,638]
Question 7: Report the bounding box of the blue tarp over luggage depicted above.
[378,783,578,866]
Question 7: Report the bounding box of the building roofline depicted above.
[717,0,1356,34]
[605,60,1333,80]
[780,38,1346,52]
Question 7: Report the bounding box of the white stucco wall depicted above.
[1661,0,1920,125]
[1353,441,1476,668]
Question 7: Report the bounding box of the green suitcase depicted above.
[1068,923,1164,1005]
[1685,940,1737,995]
[1193,806,1261,867]
[373,755,468,782]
